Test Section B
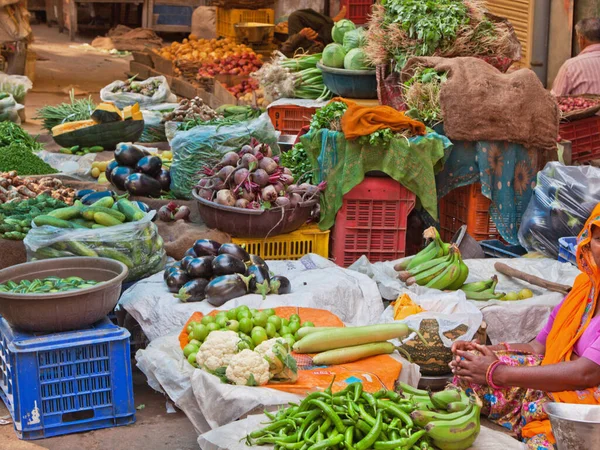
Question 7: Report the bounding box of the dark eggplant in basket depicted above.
[166,270,191,293]
[155,168,171,192]
[184,248,197,258]
[249,254,269,271]
[164,262,182,281]
[136,155,162,177]
[193,239,222,257]
[110,166,136,190]
[218,243,250,262]
[247,265,271,299]
[75,189,95,200]
[115,143,146,167]
[124,173,162,198]
[180,255,195,273]
[80,190,115,205]
[270,275,291,295]
[186,256,214,279]
[105,160,119,183]
[175,278,209,303]
[205,274,251,306]
[212,254,246,276]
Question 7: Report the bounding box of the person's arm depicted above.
[488,340,545,354]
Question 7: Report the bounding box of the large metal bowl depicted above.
[234,22,275,44]
[546,403,600,449]
[0,257,128,332]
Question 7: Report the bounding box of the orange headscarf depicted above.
[522,203,600,443]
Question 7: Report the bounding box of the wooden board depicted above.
[129,61,152,80]
[150,52,174,76]
[132,51,154,68]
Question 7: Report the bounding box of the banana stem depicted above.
[408,327,428,345]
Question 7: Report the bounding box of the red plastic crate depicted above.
[330,177,416,267]
[438,183,501,242]
[340,0,376,25]
[268,105,318,136]
[559,116,600,163]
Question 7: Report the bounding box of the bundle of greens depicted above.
[0,122,43,152]
[35,90,96,132]
[365,0,518,70]
[252,52,332,100]
[403,68,447,124]
[280,142,315,184]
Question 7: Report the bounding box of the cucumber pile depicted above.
[0,195,68,240]
[25,195,165,282]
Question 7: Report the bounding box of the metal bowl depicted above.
[234,22,275,44]
[546,403,600,450]
[0,257,128,332]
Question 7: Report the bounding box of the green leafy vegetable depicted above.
[0,122,43,152]
[280,143,315,184]
[35,90,96,132]
[0,143,57,175]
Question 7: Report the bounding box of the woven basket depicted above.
[559,95,600,122]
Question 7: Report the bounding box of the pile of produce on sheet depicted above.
[107,143,171,198]
[0,125,56,175]
[365,0,519,70]
[176,105,263,131]
[165,240,291,304]
[194,140,324,211]
[58,145,105,156]
[252,52,331,100]
[0,172,75,204]
[0,276,99,294]
[35,91,96,132]
[91,151,172,184]
[0,195,69,240]
[161,97,221,123]
[321,20,373,71]
[111,77,162,97]
[227,80,267,107]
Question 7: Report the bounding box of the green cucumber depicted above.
[88,146,104,153]
[71,218,96,228]
[91,224,106,229]
[93,212,123,227]
[85,206,125,222]
[116,199,145,222]
[66,241,98,257]
[91,196,114,209]
[33,216,74,228]
[95,247,134,268]
[36,247,72,258]
[48,205,83,221]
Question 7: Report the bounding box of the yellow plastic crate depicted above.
[232,224,330,260]
[216,7,275,40]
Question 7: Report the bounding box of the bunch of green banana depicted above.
[407,386,482,450]
[460,275,505,300]
[394,227,450,271]
[398,243,469,291]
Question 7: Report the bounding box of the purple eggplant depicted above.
[136,155,162,177]
[270,275,291,295]
[110,166,136,191]
[212,254,246,276]
[249,254,269,272]
[218,243,250,263]
[186,256,214,279]
[193,239,222,257]
[205,274,251,307]
[175,278,209,303]
[155,169,171,192]
[180,255,195,272]
[247,265,271,299]
[184,248,197,258]
[105,160,119,183]
[165,269,191,293]
[124,173,162,198]
[164,262,182,281]
[115,143,145,167]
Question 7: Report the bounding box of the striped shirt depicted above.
[551,43,600,96]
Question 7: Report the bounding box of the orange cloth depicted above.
[180,307,403,395]
[333,98,427,140]
[521,203,600,443]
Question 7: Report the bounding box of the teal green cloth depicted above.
[301,129,452,230]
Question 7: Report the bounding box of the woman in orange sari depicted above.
[450,204,600,449]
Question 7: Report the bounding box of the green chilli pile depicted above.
[0,276,99,294]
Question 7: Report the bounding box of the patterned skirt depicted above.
[452,350,555,450]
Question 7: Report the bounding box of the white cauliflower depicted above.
[225,349,270,386]
[196,330,241,371]
[254,338,298,383]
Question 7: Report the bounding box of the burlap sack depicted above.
[157,220,230,260]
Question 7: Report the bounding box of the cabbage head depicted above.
[322,43,347,68]
[332,19,356,44]
[342,28,367,52]
[344,48,371,70]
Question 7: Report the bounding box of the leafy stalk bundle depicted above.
[403,68,447,124]
[35,90,96,132]
[252,52,332,101]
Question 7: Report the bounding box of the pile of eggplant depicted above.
[195,139,325,211]
[107,143,171,198]
[164,240,291,305]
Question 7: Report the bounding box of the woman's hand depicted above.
[451,339,478,355]
[454,343,499,386]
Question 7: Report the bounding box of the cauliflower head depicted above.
[225,349,270,386]
[196,330,241,371]
[254,338,298,383]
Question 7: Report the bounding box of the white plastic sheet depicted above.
[197,413,526,450]
[120,254,385,342]
[349,256,581,344]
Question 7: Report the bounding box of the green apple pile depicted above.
[182,305,314,365]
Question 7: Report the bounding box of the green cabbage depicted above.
[342,28,367,52]
[322,44,347,68]
[332,19,356,44]
[343,48,371,70]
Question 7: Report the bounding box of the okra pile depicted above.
[0,276,99,294]
[59,145,104,156]
[0,195,68,240]
[246,382,481,450]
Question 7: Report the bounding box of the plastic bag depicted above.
[0,93,24,123]
[24,212,165,282]
[518,162,600,258]
[169,113,280,199]
[100,76,177,109]
[0,72,32,104]
[139,103,178,143]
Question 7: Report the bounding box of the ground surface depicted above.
[1,24,199,450]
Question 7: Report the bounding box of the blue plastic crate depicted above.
[154,5,193,26]
[558,236,577,266]
[480,239,527,258]
[0,317,135,440]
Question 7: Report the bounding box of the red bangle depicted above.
[486,360,505,389]
[501,342,511,352]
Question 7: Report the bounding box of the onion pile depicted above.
[194,140,326,211]
[558,96,600,113]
